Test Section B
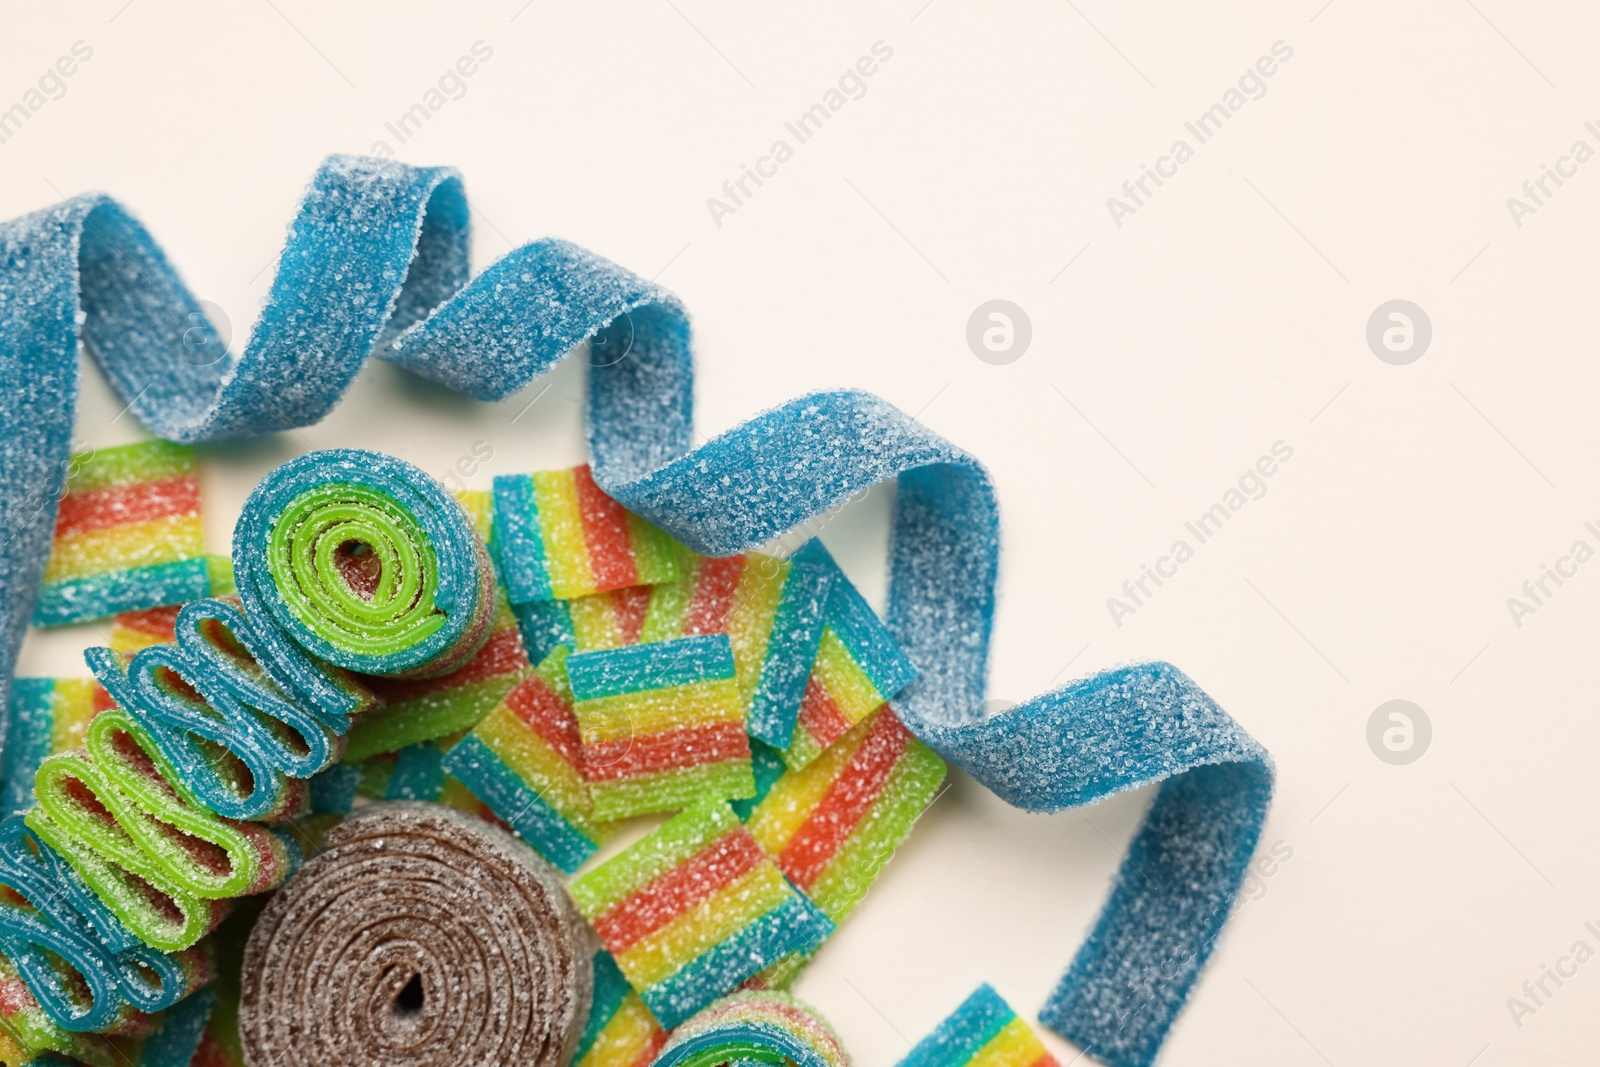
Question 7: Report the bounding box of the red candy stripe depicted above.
[780,709,910,889]
[582,722,750,781]
[594,829,766,951]
[573,464,639,590]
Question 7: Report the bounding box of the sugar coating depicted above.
[571,951,668,1067]
[745,705,945,986]
[239,803,592,1067]
[567,636,754,820]
[653,990,851,1067]
[492,465,685,603]
[0,155,1273,1064]
[784,542,917,772]
[108,555,236,656]
[0,950,120,1065]
[897,985,1059,1067]
[34,442,209,628]
[443,646,615,872]
[569,799,832,1028]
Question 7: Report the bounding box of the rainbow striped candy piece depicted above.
[653,991,851,1067]
[784,545,917,771]
[570,800,833,1028]
[571,951,669,1067]
[567,635,754,820]
[443,647,615,872]
[746,706,945,986]
[1,678,107,818]
[108,556,235,656]
[897,985,1061,1067]
[34,442,209,627]
[636,548,834,751]
[492,464,685,603]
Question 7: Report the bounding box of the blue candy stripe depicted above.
[1,680,56,819]
[32,558,209,628]
[897,984,1014,1067]
[565,634,737,700]
[573,950,633,1064]
[745,542,833,750]
[0,156,1272,1064]
[492,473,553,603]
[384,744,446,802]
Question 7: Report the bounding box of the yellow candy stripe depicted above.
[532,469,593,597]
[43,516,203,583]
[616,862,791,987]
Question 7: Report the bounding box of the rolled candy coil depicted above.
[238,803,591,1067]
[651,991,852,1067]
[233,449,496,679]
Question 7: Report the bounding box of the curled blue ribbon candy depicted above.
[0,156,1272,1065]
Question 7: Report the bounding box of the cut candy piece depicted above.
[567,585,653,651]
[730,740,788,822]
[492,464,684,603]
[443,646,615,873]
[234,449,497,679]
[746,706,945,986]
[34,441,209,628]
[784,543,918,771]
[567,636,753,820]
[652,991,851,1067]
[1,678,106,818]
[569,799,833,1028]
[897,985,1061,1067]
[749,706,945,921]
[572,951,669,1067]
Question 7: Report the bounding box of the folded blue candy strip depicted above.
[0,156,1273,1066]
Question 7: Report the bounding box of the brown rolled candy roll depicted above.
[238,803,592,1067]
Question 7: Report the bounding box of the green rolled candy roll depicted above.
[233,450,496,679]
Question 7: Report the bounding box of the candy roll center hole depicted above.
[391,972,425,1020]
[334,540,382,599]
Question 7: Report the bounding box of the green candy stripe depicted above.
[266,483,445,658]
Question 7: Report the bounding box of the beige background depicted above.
[5,1,1599,1063]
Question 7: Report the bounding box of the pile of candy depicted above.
[0,154,1277,1067]
[0,441,968,1066]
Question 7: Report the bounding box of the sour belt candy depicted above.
[749,706,945,920]
[783,544,917,771]
[233,449,496,679]
[34,441,209,628]
[897,985,1061,1067]
[571,951,669,1067]
[567,635,753,819]
[569,799,832,1028]
[492,464,685,603]
[239,804,591,1067]
[442,646,614,873]
[651,990,851,1067]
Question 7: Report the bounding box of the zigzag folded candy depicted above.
[492,464,685,603]
[567,635,754,819]
[746,706,945,986]
[34,441,210,628]
[784,543,918,771]
[897,985,1061,1067]
[234,449,497,679]
[0,951,120,1066]
[0,816,209,1036]
[443,646,614,873]
[569,799,833,1028]
[571,951,668,1067]
[652,991,852,1067]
